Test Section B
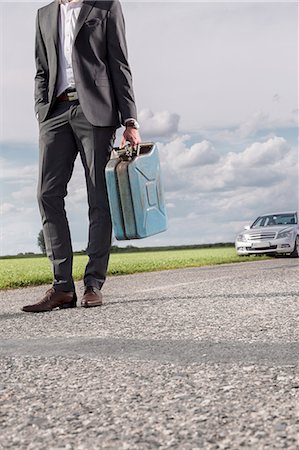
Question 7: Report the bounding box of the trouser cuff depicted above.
[53,281,76,292]
[83,277,104,291]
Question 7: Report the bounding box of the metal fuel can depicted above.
[105,143,168,240]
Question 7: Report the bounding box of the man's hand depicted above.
[120,127,141,148]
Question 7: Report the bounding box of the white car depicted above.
[235,211,299,257]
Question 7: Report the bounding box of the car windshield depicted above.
[251,214,297,228]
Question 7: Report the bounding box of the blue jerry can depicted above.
[105,143,167,240]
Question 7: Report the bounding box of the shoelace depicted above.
[35,288,56,305]
[84,286,96,294]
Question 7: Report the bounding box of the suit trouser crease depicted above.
[38,101,116,292]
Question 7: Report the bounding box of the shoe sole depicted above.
[22,300,77,313]
[80,302,102,308]
[59,301,77,309]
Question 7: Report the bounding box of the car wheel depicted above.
[289,235,299,258]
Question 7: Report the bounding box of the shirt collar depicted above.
[59,0,83,5]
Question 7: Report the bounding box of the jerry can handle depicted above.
[115,143,141,160]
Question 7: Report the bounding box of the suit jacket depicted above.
[35,0,137,126]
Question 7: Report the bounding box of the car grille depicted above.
[246,231,276,241]
[246,245,277,251]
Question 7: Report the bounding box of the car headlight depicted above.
[237,234,246,242]
[277,230,293,239]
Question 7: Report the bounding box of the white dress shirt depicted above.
[56,0,83,97]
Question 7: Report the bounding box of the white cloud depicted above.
[0,157,37,183]
[150,134,297,245]
[233,137,290,167]
[166,203,175,209]
[126,2,298,131]
[0,205,40,255]
[179,140,220,167]
[211,112,269,142]
[159,135,294,194]
[158,134,297,238]
[209,111,298,144]
[138,109,180,139]
[159,136,220,172]
[0,133,297,254]
[67,187,87,204]
[11,185,37,202]
[2,0,298,260]
[65,158,88,207]
[1,2,297,142]
[0,203,17,215]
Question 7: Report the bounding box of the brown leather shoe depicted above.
[22,288,77,313]
[81,286,103,307]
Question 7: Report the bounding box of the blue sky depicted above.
[0,1,298,256]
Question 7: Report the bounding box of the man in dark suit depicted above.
[22,0,140,312]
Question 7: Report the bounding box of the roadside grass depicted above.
[0,247,269,290]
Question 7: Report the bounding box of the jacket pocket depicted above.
[85,17,103,28]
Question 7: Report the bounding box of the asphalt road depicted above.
[0,259,298,450]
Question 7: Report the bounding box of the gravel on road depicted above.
[0,259,298,450]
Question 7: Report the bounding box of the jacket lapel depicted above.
[73,0,96,42]
[49,1,60,50]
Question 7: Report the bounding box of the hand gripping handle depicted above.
[115,143,141,160]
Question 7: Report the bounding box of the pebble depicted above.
[1,356,299,450]
[1,260,299,449]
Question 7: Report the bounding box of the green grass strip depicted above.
[0,247,269,290]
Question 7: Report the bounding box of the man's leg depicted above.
[69,104,116,293]
[38,102,79,292]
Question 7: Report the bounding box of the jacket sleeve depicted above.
[34,10,49,114]
[106,1,137,124]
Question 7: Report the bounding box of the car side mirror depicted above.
[244,225,250,230]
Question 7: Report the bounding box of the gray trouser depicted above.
[37,100,117,292]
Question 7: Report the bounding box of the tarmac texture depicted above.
[0,258,298,450]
